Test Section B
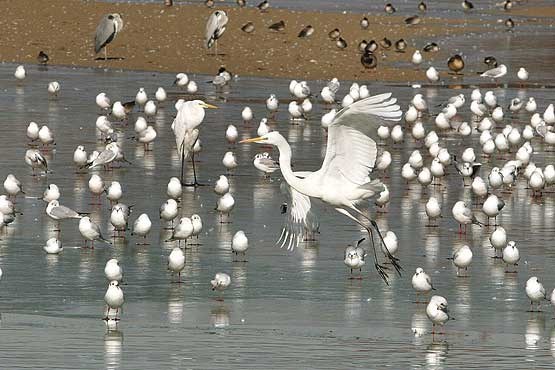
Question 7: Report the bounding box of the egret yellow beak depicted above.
[239,136,265,143]
[202,103,218,109]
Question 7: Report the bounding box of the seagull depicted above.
[211,272,231,299]
[222,151,238,173]
[155,87,167,102]
[253,153,279,176]
[88,174,105,205]
[226,125,238,144]
[452,201,483,233]
[105,258,124,282]
[425,197,441,226]
[96,93,111,111]
[27,122,39,143]
[242,107,253,123]
[412,268,435,302]
[214,175,230,195]
[3,174,24,199]
[166,177,182,201]
[103,281,124,320]
[426,296,451,336]
[191,214,203,241]
[231,230,249,262]
[25,149,48,175]
[216,193,235,223]
[517,67,529,83]
[47,81,60,97]
[43,184,60,202]
[502,241,520,273]
[46,200,82,233]
[160,199,179,228]
[526,276,547,312]
[168,247,186,283]
[452,245,473,277]
[344,238,366,279]
[106,181,123,205]
[38,126,55,147]
[43,238,63,254]
[79,216,111,248]
[132,213,152,244]
[482,194,505,225]
[426,67,440,82]
[84,142,119,170]
[14,65,26,81]
[481,64,507,82]
[166,217,194,247]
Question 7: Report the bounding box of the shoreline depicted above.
[0,0,529,82]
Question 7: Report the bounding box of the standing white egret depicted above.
[94,13,124,60]
[240,93,403,283]
[205,10,228,56]
[172,100,218,186]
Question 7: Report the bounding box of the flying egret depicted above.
[94,13,124,60]
[171,100,218,186]
[240,93,403,283]
[205,10,228,56]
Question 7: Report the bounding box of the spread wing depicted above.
[318,94,402,186]
[95,15,116,53]
[277,171,319,251]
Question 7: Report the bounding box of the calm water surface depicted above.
[1,36,555,368]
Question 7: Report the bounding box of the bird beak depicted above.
[202,103,218,109]
[239,136,265,143]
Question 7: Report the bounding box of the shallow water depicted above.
[1,45,555,368]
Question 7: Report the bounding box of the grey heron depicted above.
[94,13,124,60]
[205,10,228,56]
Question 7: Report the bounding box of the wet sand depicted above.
[2,0,486,81]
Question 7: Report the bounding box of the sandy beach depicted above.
[1,0,490,81]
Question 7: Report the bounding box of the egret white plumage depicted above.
[240,93,403,283]
[172,100,218,186]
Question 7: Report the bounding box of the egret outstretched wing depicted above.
[319,93,402,186]
[277,171,318,250]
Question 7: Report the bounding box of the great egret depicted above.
[94,13,124,60]
[172,100,218,186]
[240,93,403,283]
[205,10,228,56]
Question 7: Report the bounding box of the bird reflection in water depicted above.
[104,322,123,370]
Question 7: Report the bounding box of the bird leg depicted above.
[105,46,108,61]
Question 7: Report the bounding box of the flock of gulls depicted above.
[3,0,554,343]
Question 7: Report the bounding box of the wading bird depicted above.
[205,10,228,56]
[94,13,124,60]
[240,94,403,283]
[172,100,218,186]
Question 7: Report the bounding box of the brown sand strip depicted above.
[2,0,486,81]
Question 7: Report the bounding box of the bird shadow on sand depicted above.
[95,57,126,61]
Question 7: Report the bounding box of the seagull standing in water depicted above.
[205,10,228,56]
[240,94,403,284]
